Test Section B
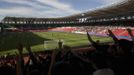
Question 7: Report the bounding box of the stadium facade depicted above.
[1,0,134,29]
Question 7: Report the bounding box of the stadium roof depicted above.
[64,0,134,19]
[2,0,134,21]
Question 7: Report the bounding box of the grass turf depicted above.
[0,32,112,56]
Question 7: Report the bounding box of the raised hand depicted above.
[86,31,94,44]
[107,29,118,43]
[25,44,39,65]
[127,28,133,36]
[108,29,115,37]
[127,28,134,42]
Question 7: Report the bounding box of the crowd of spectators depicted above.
[76,26,134,36]
[0,28,134,75]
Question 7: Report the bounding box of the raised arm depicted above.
[107,29,118,44]
[16,43,24,75]
[86,31,99,49]
[127,28,134,42]
[26,44,39,65]
[48,49,57,75]
[87,31,95,44]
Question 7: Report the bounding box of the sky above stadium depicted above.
[0,0,124,21]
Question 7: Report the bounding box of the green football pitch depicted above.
[0,32,112,56]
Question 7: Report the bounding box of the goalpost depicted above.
[44,39,64,50]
